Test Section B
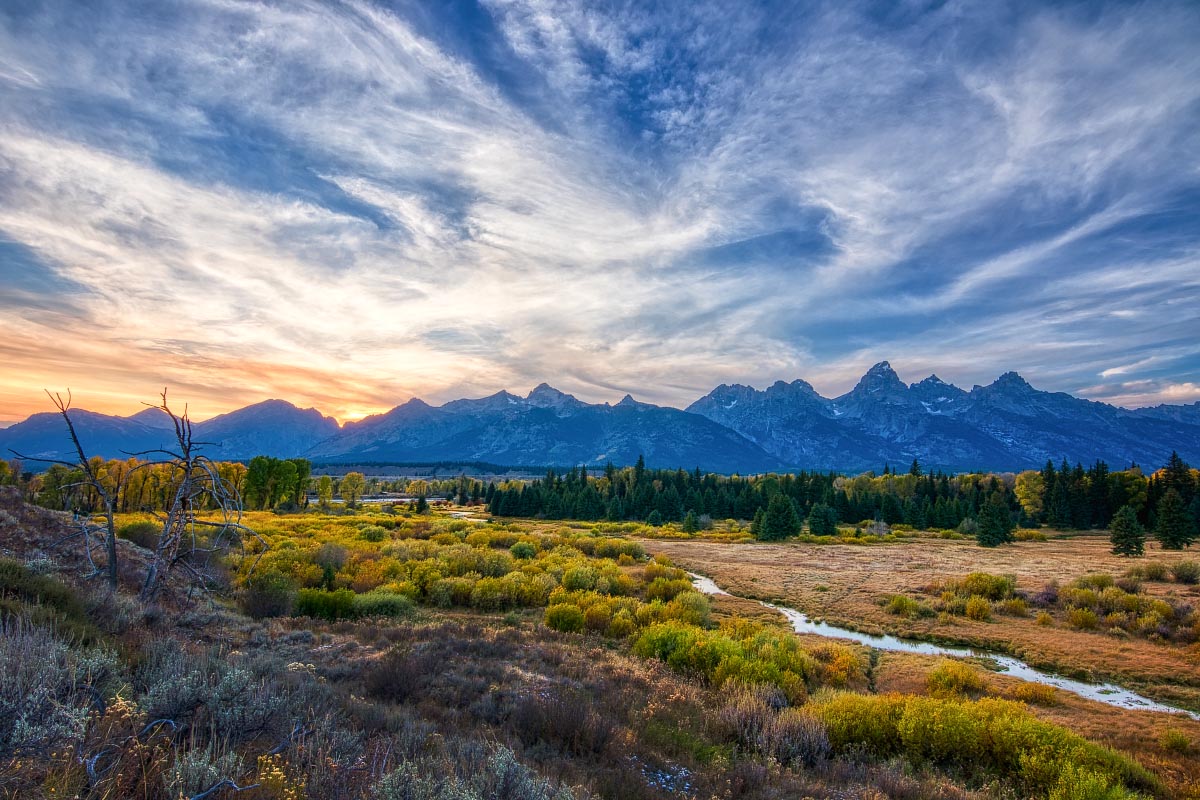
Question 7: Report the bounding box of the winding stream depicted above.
[690,573,1200,720]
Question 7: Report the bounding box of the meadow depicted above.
[2,492,1199,799]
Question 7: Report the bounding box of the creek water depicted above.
[689,573,1200,720]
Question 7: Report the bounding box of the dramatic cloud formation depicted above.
[1,0,1197,424]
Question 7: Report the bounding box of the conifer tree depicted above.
[757,494,800,541]
[1155,489,1195,550]
[976,493,1014,547]
[1109,505,1145,556]
[682,510,700,533]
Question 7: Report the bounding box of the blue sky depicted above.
[0,0,1198,423]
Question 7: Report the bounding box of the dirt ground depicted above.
[641,535,1200,708]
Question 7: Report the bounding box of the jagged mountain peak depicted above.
[526,383,583,409]
[840,360,907,403]
[991,371,1033,391]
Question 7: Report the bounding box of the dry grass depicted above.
[643,535,1200,702]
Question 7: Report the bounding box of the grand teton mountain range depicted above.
[3,363,1198,473]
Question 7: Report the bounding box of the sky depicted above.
[1,0,1198,426]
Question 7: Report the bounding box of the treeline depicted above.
[7,453,491,514]
[486,454,1200,537]
[485,457,1014,529]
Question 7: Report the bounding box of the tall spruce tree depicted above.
[977,493,1015,547]
[1155,489,1195,550]
[1109,505,1145,556]
[757,494,801,541]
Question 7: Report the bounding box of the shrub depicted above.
[885,594,922,618]
[646,577,692,602]
[926,660,988,698]
[1066,607,1099,630]
[1172,560,1200,585]
[0,620,118,758]
[240,570,296,618]
[295,588,356,620]
[715,684,774,750]
[964,596,991,621]
[1140,561,1170,581]
[1159,728,1191,754]
[957,572,1015,600]
[510,688,612,756]
[663,591,711,627]
[363,647,433,704]
[999,597,1029,617]
[1036,611,1054,626]
[1074,573,1114,591]
[814,693,1160,797]
[544,603,585,633]
[352,591,414,619]
[359,525,389,542]
[561,566,597,591]
[117,520,161,549]
[510,542,537,560]
[1010,683,1059,706]
[764,708,830,767]
[163,743,244,799]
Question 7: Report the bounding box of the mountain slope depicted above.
[688,362,1200,471]
[0,409,175,462]
[193,400,341,460]
[308,387,783,472]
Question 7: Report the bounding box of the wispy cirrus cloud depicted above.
[0,0,1197,425]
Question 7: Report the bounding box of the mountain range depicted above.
[2,363,1198,473]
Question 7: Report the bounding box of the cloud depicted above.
[0,0,1197,422]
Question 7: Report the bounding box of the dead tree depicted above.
[12,389,267,601]
[9,390,122,590]
[133,391,267,602]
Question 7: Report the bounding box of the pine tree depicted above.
[682,510,700,534]
[1109,505,1145,556]
[750,507,765,537]
[808,503,838,536]
[1155,489,1195,550]
[757,494,800,541]
[976,494,1014,547]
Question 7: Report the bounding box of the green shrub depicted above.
[1172,560,1200,585]
[352,591,414,619]
[544,603,585,633]
[510,542,537,560]
[359,525,389,542]
[295,588,356,620]
[240,570,296,618]
[663,591,711,627]
[117,520,160,549]
[885,594,927,618]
